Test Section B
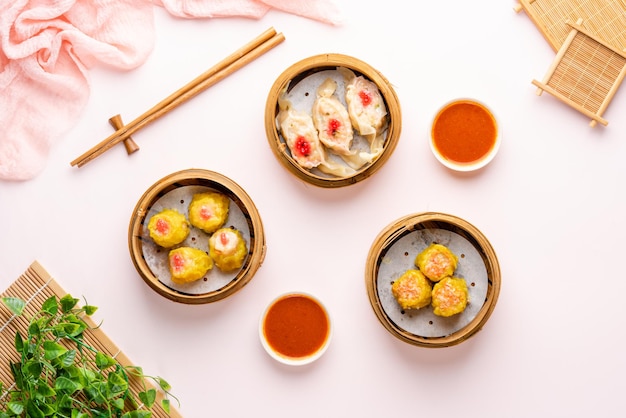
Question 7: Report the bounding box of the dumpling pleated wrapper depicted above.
[341,67,387,142]
[147,208,190,248]
[391,269,432,310]
[168,246,213,284]
[415,243,458,282]
[312,78,354,155]
[209,227,248,272]
[277,90,356,177]
[431,277,469,317]
[188,192,230,234]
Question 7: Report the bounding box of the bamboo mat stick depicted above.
[71,27,285,168]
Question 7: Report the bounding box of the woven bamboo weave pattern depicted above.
[0,261,182,418]
[546,31,626,112]
[516,0,626,51]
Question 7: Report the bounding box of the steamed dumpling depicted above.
[277,93,326,169]
[415,243,458,282]
[168,246,213,284]
[147,209,190,248]
[391,269,432,310]
[344,71,387,142]
[431,276,469,317]
[312,78,353,155]
[209,227,248,272]
[188,192,230,234]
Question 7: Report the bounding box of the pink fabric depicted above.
[0,0,340,181]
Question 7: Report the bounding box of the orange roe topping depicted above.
[171,253,185,272]
[326,118,341,137]
[220,231,230,246]
[199,205,213,220]
[156,218,170,235]
[358,90,372,106]
[294,136,311,157]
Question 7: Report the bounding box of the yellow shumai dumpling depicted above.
[147,209,190,248]
[208,228,247,272]
[188,192,230,234]
[431,276,469,317]
[168,247,213,284]
[391,269,432,310]
[415,243,458,282]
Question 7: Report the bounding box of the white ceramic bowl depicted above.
[259,292,332,366]
[429,98,501,172]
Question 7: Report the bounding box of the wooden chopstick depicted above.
[71,27,285,168]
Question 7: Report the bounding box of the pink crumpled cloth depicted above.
[0,0,340,181]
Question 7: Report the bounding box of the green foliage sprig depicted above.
[0,294,178,418]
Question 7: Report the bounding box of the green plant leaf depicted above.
[84,304,98,316]
[54,376,81,393]
[25,400,45,418]
[138,389,156,408]
[95,352,116,370]
[41,296,58,315]
[43,341,68,360]
[7,401,25,415]
[161,398,171,414]
[157,377,171,392]
[108,370,129,397]
[59,349,77,368]
[2,297,25,315]
[14,330,24,353]
[24,359,43,379]
[60,294,79,313]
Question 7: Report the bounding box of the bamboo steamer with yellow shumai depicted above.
[168,247,213,284]
[188,192,230,233]
[209,227,248,272]
[391,269,432,310]
[431,276,469,317]
[415,243,458,282]
[147,209,190,248]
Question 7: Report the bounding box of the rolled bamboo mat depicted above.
[532,20,626,126]
[515,0,626,52]
[0,261,182,418]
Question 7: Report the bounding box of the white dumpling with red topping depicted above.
[342,68,387,142]
[312,78,353,156]
[277,94,325,169]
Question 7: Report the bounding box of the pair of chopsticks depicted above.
[70,27,285,168]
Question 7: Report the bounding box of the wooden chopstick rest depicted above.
[108,114,139,154]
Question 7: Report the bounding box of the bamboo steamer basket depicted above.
[265,53,401,188]
[365,212,500,348]
[128,169,266,304]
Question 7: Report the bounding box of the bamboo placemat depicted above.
[532,20,626,126]
[0,261,182,418]
[515,0,626,52]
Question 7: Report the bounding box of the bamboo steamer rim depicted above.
[128,169,266,304]
[264,53,402,188]
[365,212,501,348]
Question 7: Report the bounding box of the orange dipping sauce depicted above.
[262,293,330,361]
[431,100,498,167]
